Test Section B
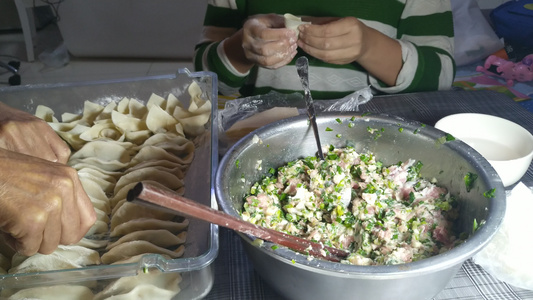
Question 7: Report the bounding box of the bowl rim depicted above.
[216,112,506,278]
[434,113,533,159]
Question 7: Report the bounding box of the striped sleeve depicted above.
[371,0,455,94]
[193,0,248,96]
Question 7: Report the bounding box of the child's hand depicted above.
[242,14,299,69]
[297,17,368,65]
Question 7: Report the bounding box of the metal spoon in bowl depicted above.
[296,56,324,160]
[127,181,349,262]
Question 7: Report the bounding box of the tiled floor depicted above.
[0,23,193,87]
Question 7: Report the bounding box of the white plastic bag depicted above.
[473,182,533,290]
[451,0,504,66]
[218,87,373,154]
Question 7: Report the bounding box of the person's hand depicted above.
[297,16,402,86]
[0,148,96,256]
[241,14,299,69]
[297,16,367,65]
[0,102,70,164]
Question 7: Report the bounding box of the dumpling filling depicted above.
[242,146,465,265]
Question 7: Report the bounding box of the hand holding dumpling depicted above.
[0,102,71,163]
[0,148,96,256]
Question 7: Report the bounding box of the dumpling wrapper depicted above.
[129,145,193,168]
[76,166,122,180]
[94,101,118,122]
[79,172,115,194]
[125,162,186,180]
[110,253,172,265]
[145,105,178,134]
[125,98,148,119]
[146,93,166,111]
[94,270,181,300]
[137,132,194,152]
[124,129,152,146]
[100,242,185,264]
[284,13,311,36]
[70,140,134,163]
[6,285,94,300]
[79,178,110,207]
[48,122,90,151]
[80,101,105,125]
[79,119,124,142]
[85,219,109,237]
[93,206,110,224]
[76,237,109,250]
[106,230,187,251]
[113,167,185,196]
[110,218,189,238]
[111,110,147,133]
[35,105,58,123]
[95,284,178,300]
[9,245,101,274]
[165,93,181,115]
[109,201,176,231]
[68,156,130,172]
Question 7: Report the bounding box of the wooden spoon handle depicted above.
[127,181,348,262]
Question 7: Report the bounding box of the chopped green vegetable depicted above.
[336,134,342,138]
[464,172,478,192]
[473,219,479,232]
[398,127,404,133]
[271,245,279,250]
[361,112,371,117]
[348,122,355,128]
[335,118,342,124]
[350,116,356,121]
[325,127,333,132]
[235,159,240,168]
[483,188,496,198]
[445,133,455,141]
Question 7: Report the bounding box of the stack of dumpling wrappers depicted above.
[0,82,211,300]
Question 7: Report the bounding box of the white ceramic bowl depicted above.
[435,113,533,187]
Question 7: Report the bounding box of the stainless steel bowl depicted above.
[215,112,505,300]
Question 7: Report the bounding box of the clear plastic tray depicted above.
[0,69,219,299]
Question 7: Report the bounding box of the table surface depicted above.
[205,89,533,300]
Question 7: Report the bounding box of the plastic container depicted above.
[0,69,219,299]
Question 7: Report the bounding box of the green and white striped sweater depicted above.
[194,0,455,100]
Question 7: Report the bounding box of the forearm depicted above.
[223,30,254,74]
[356,27,403,87]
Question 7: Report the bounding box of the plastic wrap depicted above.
[473,182,533,290]
[218,87,373,154]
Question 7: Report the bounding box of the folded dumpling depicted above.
[109,218,189,238]
[106,230,187,251]
[6,285,94,300]
[94,270,181,300]
[109,201,176,231]
[9,245,101,274]
[100,242,184,264]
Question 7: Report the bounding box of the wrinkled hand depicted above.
[297,16,368,65]
[242,14,299,69]
[0,149,96,256]
[0,102,70,164]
